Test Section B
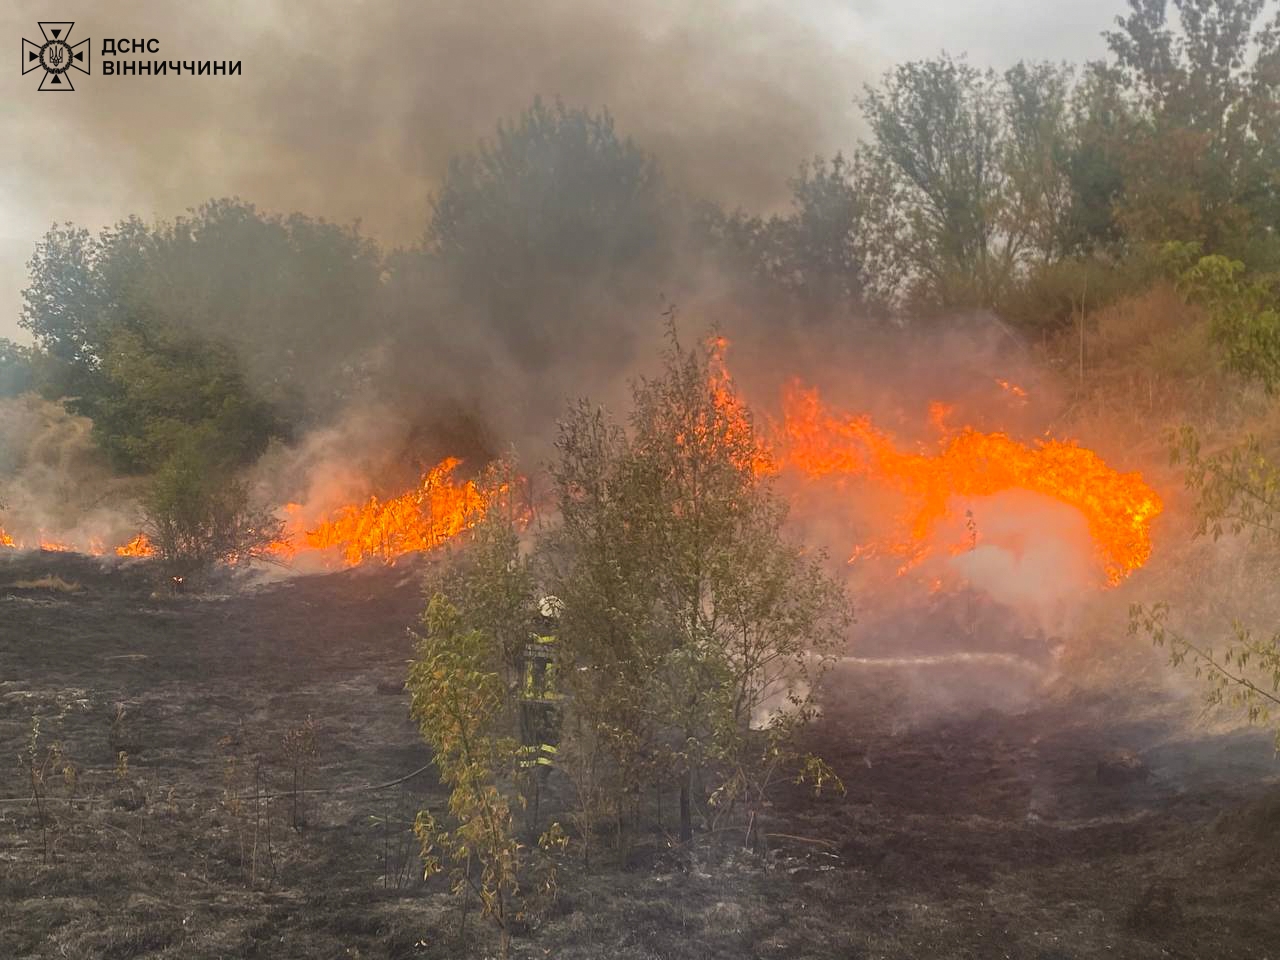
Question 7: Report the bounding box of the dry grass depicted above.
[1038,286,1274,463]
[10,574,82,592]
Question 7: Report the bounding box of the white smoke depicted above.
[941,489,1097,633]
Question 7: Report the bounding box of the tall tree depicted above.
[1003,61,1079,263]
[21,217,283,474]
[698,153,897,318]
[21,201,383,428]
[1061,62,1133,253]
[425,98,672,361]
[860,54,1028,308]
[152,199,384,416]
[1104,0,1280,262]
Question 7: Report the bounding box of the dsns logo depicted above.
[22,22,89,91]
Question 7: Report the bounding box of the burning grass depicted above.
[2,341,1164,603]
[2,456,502,572]
[773,382,1163,587]
[271,456,493,567]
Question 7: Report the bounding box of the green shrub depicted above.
[142,437,281,581]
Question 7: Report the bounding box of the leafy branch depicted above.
[1130,602,1280,749]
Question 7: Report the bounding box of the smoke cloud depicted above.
[1,0,872,342]
[0,396,141,548]
[0,0,885,495]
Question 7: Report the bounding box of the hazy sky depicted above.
[0,0,1123,342]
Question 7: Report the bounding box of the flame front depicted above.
[3,457,495,568]
[115,533,156,558]
[2,360,1160,587]
[776,383,1162,585]
[271,456,493,567]
[0,531,79,553]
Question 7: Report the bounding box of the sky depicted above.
[0,0,1123,342]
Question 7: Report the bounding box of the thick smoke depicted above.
[2,0,884,518]
[2,0,865,269]
[0,396,142,548]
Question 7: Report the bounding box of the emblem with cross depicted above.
[22,22,90,91]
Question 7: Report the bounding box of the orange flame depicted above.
[708,336,776,476]
[271,456,493,567]
[2,457,496,568]
[777,383,1162,586]
[0,528,104,554]
[115,533,157,558]
[996,378,1029,401]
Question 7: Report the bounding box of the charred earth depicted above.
[1,550,1277,959]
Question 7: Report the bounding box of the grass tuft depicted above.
[10,574,82,592]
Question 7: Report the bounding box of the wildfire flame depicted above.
[775,383,1162,586]
[709,337,776,476]
[115,533,156,558]
[269,456,493,567]
[2,339,1161,591]
[2,457,497,569]
[0,530,142,557]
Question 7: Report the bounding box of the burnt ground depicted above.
[1,551,1278,960]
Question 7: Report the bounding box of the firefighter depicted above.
[517,596,563,770]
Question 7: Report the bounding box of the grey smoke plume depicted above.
[1,0,885,483]
[1,0,866,278]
